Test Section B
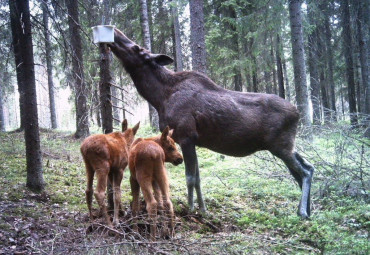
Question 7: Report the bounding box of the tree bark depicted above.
[355,0,369,135]
[42,0,57,129]
[252,55,258,92]
[10,0,44,191]
[139,0,159,130]
[288,0,311,133]
[307,3,320,125]
[99,0,113,134]
[317,25,331,123]
[119,72,126,121]
[271,43,277,95]
[94,89,101,127]
[324,8,337,121]
[0,75,5,131]
[171,0,183,72]
[112,86,120,126]
[341,0,358,126]
[66,0,90,138]
[99,44,113,134]
[223,4,242,91]
[264,70,271,94]
[283,57,291,102]
[276,34,285,99]
[9,0,25,131]
[189,0,207,74]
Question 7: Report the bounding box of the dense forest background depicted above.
[0,0,369,135]
[0,1,369,254]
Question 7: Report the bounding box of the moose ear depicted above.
[121,119,128,132]
[151,54,174,66]
[168,129,174,138]
[161,126,170,140]
[132,121,140,135]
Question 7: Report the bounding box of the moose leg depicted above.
[130,176,140,234]
[112,169,124,226]
[138,178,157,241]
[276,151,314,218]
[94,166,112,227]
[155,166,174,238]
[180,140,206,212]
[153,182,164,213]
[85,163,94,221]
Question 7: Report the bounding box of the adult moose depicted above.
[108,28,314,218]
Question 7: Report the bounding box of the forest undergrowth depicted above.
[0,123,368,254]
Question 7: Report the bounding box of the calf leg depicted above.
[130,176,140,233]
[85,163,94,221]
[153,182,164,213]
[180,140,206,212]
[112,168,124,226]
[94,165,112,227]
[155,166,174,239]
[138,177,157,241]
[276,151,314,218]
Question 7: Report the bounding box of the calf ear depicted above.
[151,54,174,66]
[161,126,170,140]
[132,121,140,135]
[122,119,128,132]
[168,129,174,138]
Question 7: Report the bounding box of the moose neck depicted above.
[126,65,172,111]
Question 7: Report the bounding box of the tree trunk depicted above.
[171,0,183,72]
[324,8,337,121]
[99,44,113,134]
[222,4,242,92]
[317,22,331,124]
[341,0,358,126]
[9,0,25,131]
[252,55,258,92]
[307,3,320,125]
[99,0,114,134]
[189,0,207,74]
[42,0,57,129]
[139,0,159,130]
[264,71,271,94]
[246,70,252,92]
[276,34,285,99]
[0,76,5,131]
[112,86,120,126]
[355,0,369,135]
[271,43,277,95]
[10,0,44,191]
[288,0,312,133]
[94,89,101,127]
[66,0,90,138]
[119,72,126,121]
[283,57,291,102]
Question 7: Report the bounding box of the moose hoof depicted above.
[297,211,309,219]
[199,206,207,214]
[112,219,120,227]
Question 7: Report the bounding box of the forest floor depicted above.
[0,124,369,254]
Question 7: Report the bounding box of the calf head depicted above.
[160,126,183,166]
[122,119,140,146]
[108,28,173,71]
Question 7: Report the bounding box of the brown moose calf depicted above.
[129,126,183,240]
[80,120,140,227]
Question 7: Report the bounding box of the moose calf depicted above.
[80,120,140,227]
[129,126,183,240]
